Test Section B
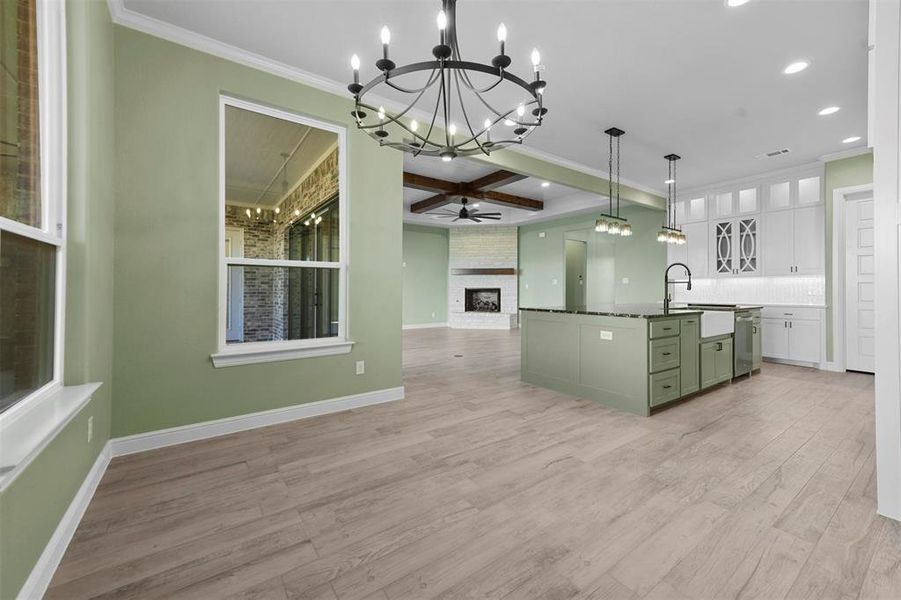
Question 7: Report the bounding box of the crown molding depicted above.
[106,0,664,197]
[818,146,873,163]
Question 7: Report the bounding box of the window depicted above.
[0,0,66,414]
[213,97,349,367]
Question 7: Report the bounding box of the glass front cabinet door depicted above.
[711,217,758,276]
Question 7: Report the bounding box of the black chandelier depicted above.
[347,0,547,161]
[658,154,686,245]
[594,127,632,237]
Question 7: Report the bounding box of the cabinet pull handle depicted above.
[662,352,672,356]
[663,327,672,331]
[790,322,793,328]
[662,385,672,389]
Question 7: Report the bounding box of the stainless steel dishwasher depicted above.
[734,310,754,377]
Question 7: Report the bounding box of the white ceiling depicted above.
[126,0,868,196]
[225,105,336,207]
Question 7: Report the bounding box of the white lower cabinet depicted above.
[760,306,823,365]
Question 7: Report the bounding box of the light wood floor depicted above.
[48,327,900,599]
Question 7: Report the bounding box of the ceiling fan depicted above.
[429,198,502,223]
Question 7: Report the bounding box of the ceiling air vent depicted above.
[755,148,792,159]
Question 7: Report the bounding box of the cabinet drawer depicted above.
[650,369,681,407]
[649,337,681,373]
[760,306,822,321]
[649,319,680,339]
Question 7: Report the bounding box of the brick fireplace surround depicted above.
[448,226,518,329]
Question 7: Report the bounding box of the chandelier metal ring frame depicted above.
[347,0,547,160]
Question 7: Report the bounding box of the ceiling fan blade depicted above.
[477,212,502,216]
[479,216,502,220]
[434,215,455,218]
[470,217,482,222]
[453,217,461,222]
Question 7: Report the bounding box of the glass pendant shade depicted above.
[657,230,668,243]
[608,220,622,235]
[595,218,608,233]
[620,223,632,237]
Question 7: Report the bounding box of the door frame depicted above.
[829,183,874,372]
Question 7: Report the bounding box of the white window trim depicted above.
[213,96,350,368]
[0,0,68,424]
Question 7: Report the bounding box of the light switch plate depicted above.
[600,330,613,341]
[355,361,365,375]
[538,232,546,238]
[622,277,630,284]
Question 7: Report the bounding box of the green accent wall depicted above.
[519,206,667,307]
[402,225,449,326]
[0,1,116,597]
[824,152,874,361]
[111,27,403,436]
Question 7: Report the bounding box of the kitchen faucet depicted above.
[663,262,692,314]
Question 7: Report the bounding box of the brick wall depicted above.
[448,226,519,329]
[0,0,41,227]
[224,147,339,343]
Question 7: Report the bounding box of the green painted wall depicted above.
[519,206,667,307]
[402,225,449,326]
[111,27,403,436]
[0,1,116,597]
[824,152,874,361]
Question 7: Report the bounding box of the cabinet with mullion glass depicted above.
[711,216,759,277]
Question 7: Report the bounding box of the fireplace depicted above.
[465,288,501,313]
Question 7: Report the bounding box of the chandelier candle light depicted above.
[347,0,547,160]
[658,153,686,245]
[595,127,632,237]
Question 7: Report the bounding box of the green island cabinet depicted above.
[648,316,699,407]
[700,336,734,389]
[520,309,725,417]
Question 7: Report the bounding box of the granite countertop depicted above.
[519,304,703,319]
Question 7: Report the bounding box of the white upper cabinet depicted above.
[797,176,822,206]
[675,196,707,224]
[762,210,795,275]
[682,167,823,280]
[737,187,759,213]
[762,203,824,275]
[766,181,792,211]
[710,216,759,276]
[667,221,708,277]
[793,204,825,274]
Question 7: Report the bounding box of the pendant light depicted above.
[595,127,632,236]
[658,153,685,245]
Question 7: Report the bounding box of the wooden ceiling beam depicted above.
[403,172,460,194]
[476,190,544,212]
[464,169,527,192]
[410,193,455,213]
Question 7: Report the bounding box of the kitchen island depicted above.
[520,305,724,416]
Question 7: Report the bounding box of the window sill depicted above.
[0,382,103,492]
[211,339,354,368]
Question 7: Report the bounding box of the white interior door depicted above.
[845,195,876,372]
[225,227,245,342]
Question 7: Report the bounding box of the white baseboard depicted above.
[17,442,111,600]
[110,386,405,456]
[402,322,448,330]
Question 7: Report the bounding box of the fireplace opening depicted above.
[465,288,501,313]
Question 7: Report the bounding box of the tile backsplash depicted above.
[673,276,825,306]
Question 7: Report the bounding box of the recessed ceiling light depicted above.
[664,178,675,184]
[842,136,862,144]
[818,106,840,116]
[541,181,550,187]
[783,60,809,75]
[726,0,750,6]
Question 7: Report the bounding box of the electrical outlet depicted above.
[600,330,613,341]
[431,312,436,318]
[402,261,406,267]
[356,360,365,375]
[524,283,529,289]
[538,232,546,238]
[552,279,558,285]
[622,277,630,284]
[87,416,93,443]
